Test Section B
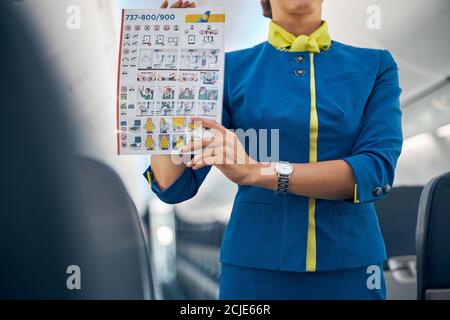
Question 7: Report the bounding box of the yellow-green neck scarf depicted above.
[268,20,331,53]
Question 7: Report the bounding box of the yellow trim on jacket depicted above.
[268,20,332,272]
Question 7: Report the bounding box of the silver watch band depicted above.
[276,174,290,193]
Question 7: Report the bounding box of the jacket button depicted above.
[295,68,305,77]
[373,187,382,197]
[382,184,391,194]
[295,55,305,63]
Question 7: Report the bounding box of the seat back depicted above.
[375,187,422,299]
[0,2,153,299]
[71,157,154,299]
[375,186,423,257]
[416,172,450,300]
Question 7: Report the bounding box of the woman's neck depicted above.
[272,12,322,37]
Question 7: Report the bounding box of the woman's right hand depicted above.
[160,0,196,8]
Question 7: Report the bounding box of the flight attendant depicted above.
[146,0,403,299]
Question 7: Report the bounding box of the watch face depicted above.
[276,162,293,175]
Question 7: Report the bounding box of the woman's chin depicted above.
[284,0,322,14]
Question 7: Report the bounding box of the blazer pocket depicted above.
[332,201,374,215]
[220,204,271,267]
[232,202,273,217]
[324,71,371,85]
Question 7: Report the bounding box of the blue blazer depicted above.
[144,41,403,272]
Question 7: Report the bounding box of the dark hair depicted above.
[261,0,272,18]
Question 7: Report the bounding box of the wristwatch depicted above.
[275,161,293,193]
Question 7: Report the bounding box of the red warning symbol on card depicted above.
[154,25,160,31]
[121,86,127,93]
[135,25,141,31]
[163,25,170,31]
[121,142,127,148]
[144,25,151,31]
[123,48,129,55]
[125,25,131,31]
[121,134,127,141]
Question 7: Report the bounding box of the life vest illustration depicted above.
[174,135,185,149]
[145,135,155,150]
[160,134,169,150]
[145,118,154,133]
[172,116,186,131]
[187,119,195,131]
[160,117,169,133]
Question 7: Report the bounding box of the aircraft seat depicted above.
[70,156,154,299]
[0,1,154,299]
[416,172,450,300]
[375,186,422,299]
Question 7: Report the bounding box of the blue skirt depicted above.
[219,262,386,300]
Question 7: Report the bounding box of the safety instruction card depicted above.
[117,8,225,155]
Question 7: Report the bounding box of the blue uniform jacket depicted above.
[144,40,403,272]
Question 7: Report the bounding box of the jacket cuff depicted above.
[343,155,391,203]
[143,165,191,203]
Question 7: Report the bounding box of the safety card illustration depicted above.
[117,8,225,155]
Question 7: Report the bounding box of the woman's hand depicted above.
[160,0,196,8]
[181,117,260,185]
[179,118,356,199]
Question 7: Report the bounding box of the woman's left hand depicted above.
[181,117,258,185]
